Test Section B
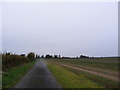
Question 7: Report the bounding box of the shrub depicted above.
[2,54,30,71]
[27,52,35,61]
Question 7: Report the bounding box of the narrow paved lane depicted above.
[14,59,61,88]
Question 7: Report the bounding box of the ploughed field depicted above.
[46,57,119,88]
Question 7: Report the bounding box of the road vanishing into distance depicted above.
[14,59,118,88]
[14,59,61,88]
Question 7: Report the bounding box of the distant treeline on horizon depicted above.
[1,52,119,59]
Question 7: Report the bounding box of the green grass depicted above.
[60,64,118,88]
[48,58,118,71]
[2,61,35,88]
[47,62,103,88]
[46,58,119,88]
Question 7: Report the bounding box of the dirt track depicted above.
[55,63,119,82]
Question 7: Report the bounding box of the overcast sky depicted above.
[2,2,118,57]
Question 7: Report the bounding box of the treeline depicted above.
[2,52,35,71]
[40,54,61,59]
[39,54,93,59]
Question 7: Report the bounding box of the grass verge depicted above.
[2,61,35,88]
[47,62,103,88]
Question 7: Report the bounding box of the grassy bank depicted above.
[47,62,103,88]
[2,61,35,88]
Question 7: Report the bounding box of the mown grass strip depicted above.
[47,62,103,88]
[2,61,35,88]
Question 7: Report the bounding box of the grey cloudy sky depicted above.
[2,2,118,57]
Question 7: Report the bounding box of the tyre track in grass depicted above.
[53,62,119,82]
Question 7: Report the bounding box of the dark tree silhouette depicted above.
[36,54,40,58]
[6,52,11,55]
[41,55,44,58]
[20,54,25,57]
[80,55,89,58]
[58,55,61,58]
[54,55,58,59]
[27,52,35,61]
[45,54,52,59]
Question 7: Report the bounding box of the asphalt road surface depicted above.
[14,59,61,88]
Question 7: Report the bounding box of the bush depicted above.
[2,54,30,71]
[27,52,35,61]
